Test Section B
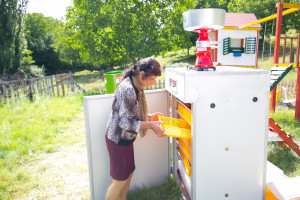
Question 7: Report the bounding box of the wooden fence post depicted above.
[61,77,65,96]
[51,76,55,96]
[28,79,33,100]
[48,78,52,97]
[37,79,40,95]
[2,84,6,103]
[69,71,74,92]
[9,85,13,102]
[55,75,60,97]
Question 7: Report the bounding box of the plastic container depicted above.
[159,116,191,139]
[103,71,123,94]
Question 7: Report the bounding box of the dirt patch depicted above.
[17,132,90,199]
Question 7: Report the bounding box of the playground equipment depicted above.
[216,13,261,68]
[239,2,300,119]
[269,118,300,156]
[270,64,293,91]
[282,86,296,109]
[237,2,300,157]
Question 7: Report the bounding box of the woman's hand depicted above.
[148,112,163,121]
[149,121,166,137]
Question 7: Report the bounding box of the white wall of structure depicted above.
[217,30,257,66]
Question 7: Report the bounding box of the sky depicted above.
[26,0,73,20]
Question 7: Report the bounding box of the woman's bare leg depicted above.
[120,172,134,200]
[106,173,133,200]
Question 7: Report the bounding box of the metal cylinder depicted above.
[183,8,226,31]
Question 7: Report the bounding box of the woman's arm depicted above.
[148,112,163,121]
[140,121,166,137]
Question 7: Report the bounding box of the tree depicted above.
[24,13,66,74]
[0,0,28,75]
[195,0,230,11]
[63,0,195,69]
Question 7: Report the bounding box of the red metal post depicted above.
[214,30,218,62]
[283,37,286,63]
[295,31,300,121]
[289,38,294,63]
[270,2,283,113]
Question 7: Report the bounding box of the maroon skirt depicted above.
[105,135,135,181]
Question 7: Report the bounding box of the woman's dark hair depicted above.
[123,58,161,80]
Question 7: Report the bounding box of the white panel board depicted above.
[192,73,269,200]
[83,89,169,200]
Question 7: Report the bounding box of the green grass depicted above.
[268,106,300,177]
[154,48,196,68]
[127,177,183,200]
[270,107,300,139]
[268,143,300,177]
[73,70,106,93]
[0,93,84,200]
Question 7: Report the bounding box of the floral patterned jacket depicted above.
[105,76,141,146]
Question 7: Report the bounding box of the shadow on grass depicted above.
[127,177,183,200]
[268,143,300,176]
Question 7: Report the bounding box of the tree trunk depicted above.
[2,68,9,81]
[109,62,114,70]
[13,14,22,72]
[187,47,190,56]
[123,60,127,69]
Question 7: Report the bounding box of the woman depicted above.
[105,58,166,200]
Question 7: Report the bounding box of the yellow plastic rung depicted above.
[159,116,191,139]
[178,145,191,176]
[177,103,192,125]
[178,138,191,161]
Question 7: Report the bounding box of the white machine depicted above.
[166,66,269,200]
[83,66,269,200]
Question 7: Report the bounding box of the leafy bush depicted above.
[19,65,45,78]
